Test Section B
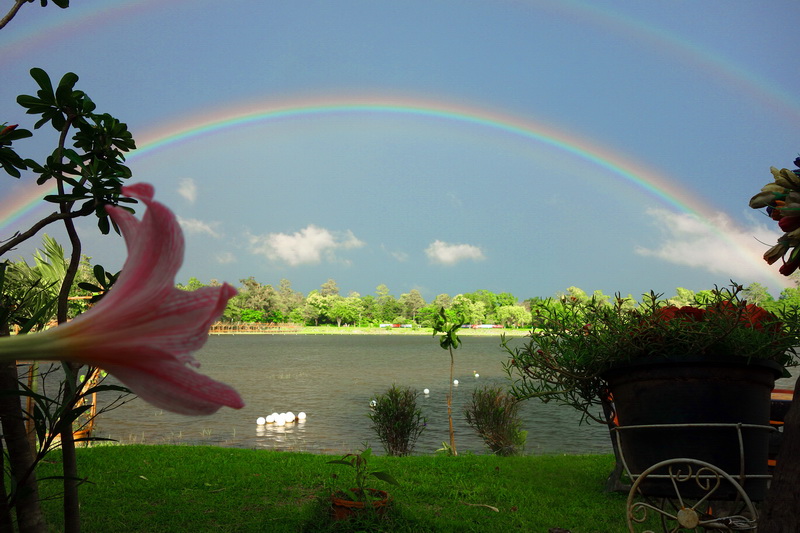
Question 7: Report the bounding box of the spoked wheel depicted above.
[626,459,759,532]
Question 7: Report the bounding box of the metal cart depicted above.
[613,422,775,532]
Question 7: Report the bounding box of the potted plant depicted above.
[327,446,399,520]
[503,285,800,498]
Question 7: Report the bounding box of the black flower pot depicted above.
[603,356,782,500]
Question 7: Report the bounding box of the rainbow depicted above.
[3,95,699,224]
[2,0,797,123]
[0,95,790,290]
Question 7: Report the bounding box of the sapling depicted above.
[432,307,463,456]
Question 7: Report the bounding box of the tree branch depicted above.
[0,0,26,31]
[0,203,96,258]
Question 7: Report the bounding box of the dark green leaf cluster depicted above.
[76,264,119,304]
[368,384,427,456]
[504,283,800,424]
[432,306,463,350]
[10,68,137,234]
[464,385,526,456]
[0,124,32,177]
[327,447,399,500]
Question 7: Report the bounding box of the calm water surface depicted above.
[93,335,618,455]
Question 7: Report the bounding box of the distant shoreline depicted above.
[209,325,532,337]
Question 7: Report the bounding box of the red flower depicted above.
[655,306,705,322]
[778,216,800,232]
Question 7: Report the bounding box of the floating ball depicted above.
[256,417,266,425]
[266,414,275,423]
[453,379,459,386]
[297,412,307,421]
[423,388,430,395]
[285,411,295,422]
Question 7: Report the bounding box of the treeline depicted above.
[174,276,800,329]
[6,239,796,331]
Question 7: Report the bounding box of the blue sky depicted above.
[2,0,799,302]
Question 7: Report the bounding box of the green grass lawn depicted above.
[34,446,631,532]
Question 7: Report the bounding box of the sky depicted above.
[1,0,799,303]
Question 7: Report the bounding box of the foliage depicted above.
[326,447,399,501]
[368,385,426,457]
[432,306,463,456]
[504,283,800,424]
[37,446,630,533]
[464,385,526,456]
[749,157,800,275]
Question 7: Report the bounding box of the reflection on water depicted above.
[93,335,614,455]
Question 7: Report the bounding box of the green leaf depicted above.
[370,471,400,486]
[29,68,54,100]
[326,459,354,467]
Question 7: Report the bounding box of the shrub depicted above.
[368,385,426,456]
[464,385,526,456]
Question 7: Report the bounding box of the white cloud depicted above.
[177,216,222,238]
[178,178,197,203]
[249,224,365,266]
[215,251,236,264]
[635,208,782,280]
[391,251,409,262]
[425,240,485,265]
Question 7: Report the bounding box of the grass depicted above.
[33,446,631,532]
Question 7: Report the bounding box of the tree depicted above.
[276,278,304,319]
[433,307,464,456]
[668,287,695,307]
[320,278,340,297]
[742,282,774,307]
[399,289,425,323]
[432,293,452,309]
[234,277,276,321]
[329,293,363,326]
[495,305,529,328]
[451,294,485,325]
[305,290,333,325]
[375,284,401,322]
[495,292,517,308]
[1,64,137,533]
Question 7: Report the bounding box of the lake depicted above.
[91,334,614,455]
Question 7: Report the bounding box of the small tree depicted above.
[433,307,463,455]
[465,386,526,456]
[368,385,426,456]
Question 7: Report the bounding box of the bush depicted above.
[368,385,426,456]
[464,385,526,456]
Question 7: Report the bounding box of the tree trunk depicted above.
[447,346,457,456]
[757,392,800,531]
[0,362,46,533]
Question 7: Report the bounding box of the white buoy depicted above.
[453,379,459,386]
[285,411,295,422]
[369,399,377,408]
[474,373,479,378]
[297,412,307,421]
[266,414,275,424]
[275,414,286,426]
[256,416,266,425]
[423,388,430,395]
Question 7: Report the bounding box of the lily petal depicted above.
[0,183,244,415]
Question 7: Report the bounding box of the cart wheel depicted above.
[626,459,759,532]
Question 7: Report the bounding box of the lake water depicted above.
[91,335,614,456]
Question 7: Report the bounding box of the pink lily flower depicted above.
[0,183,244,415]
